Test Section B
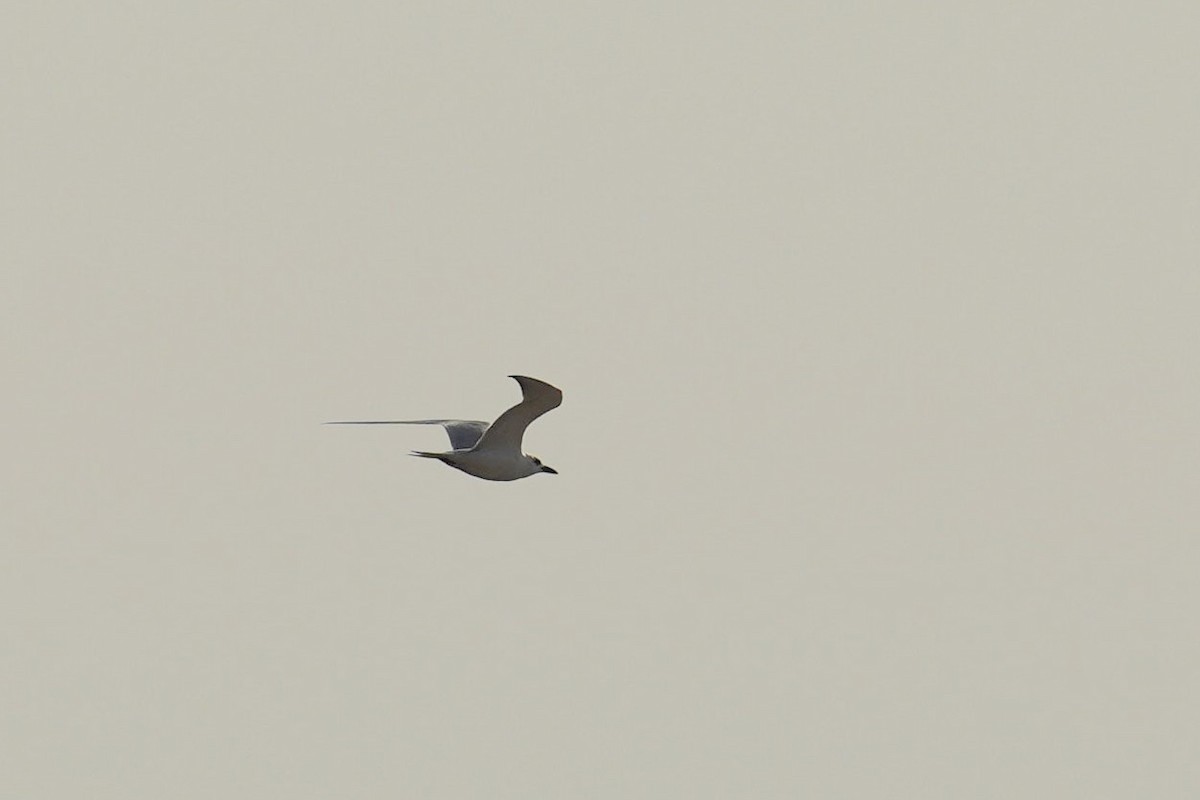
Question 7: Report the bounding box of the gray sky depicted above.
[4,3,1198,797]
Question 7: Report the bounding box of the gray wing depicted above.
[325,419,489,450]
[473,376,562,455]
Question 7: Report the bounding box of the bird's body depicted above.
[328,375,561,481]
[410,447,546,481]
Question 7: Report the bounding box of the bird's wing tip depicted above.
[508,375,562,401]
[508,374,554,387]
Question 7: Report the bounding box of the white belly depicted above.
[441,450,537,481]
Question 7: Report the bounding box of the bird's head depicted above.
[529,455,558,475]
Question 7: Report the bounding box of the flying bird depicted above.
[327,375,562,481]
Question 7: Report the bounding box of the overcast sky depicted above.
[4,3,1199,798]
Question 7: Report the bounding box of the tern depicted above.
[327,375,562,481]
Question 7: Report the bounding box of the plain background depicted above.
[4,2,1198,797]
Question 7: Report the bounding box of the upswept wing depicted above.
[325,419,489,450]
[474,375,562,455]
